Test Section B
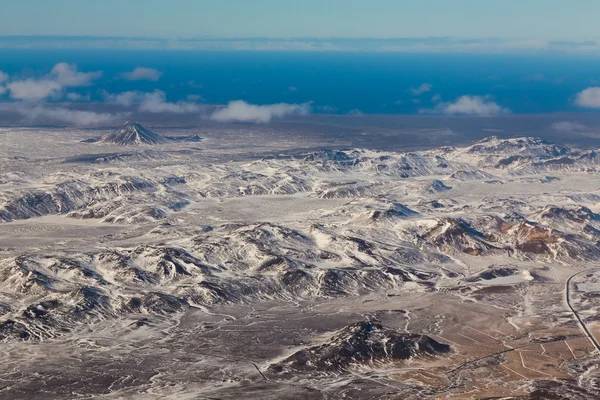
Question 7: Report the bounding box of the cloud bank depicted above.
[0,103,128,127]
[500,39,550,51]
[103,90,200,113]
[210,100,311,123]
[435,95,509,115]
[575,87,600,108]
[27,107,127,126]
[6,63,102,101]
[121,67,162,81]
[5,37,600,55]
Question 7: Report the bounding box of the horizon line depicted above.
[1,36,600,55]
[0,35,598,42]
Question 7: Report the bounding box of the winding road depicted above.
[565,269,600,353]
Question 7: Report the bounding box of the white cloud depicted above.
[66,92,90,102]
[288,86,298,92]
[575,87,600,108]
[211,100,311,123]
[0,103,127,127]
[431,94,442,103]
[348,109,363,116]
[102,90,142,106]
[138,91,200,113]
[551,121,587,132]
[0,71,8,94]
[410,83,433,96]
[7,79,63,100]
[6,63,102,101]
[103,90,201,113]
[50,63,102,86]
[121,67,162,81]
[436,95,509,115]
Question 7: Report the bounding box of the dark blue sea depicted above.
[1,49,599,114]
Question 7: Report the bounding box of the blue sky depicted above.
[2,0,600,39]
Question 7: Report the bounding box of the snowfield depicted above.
[1,124,600,399]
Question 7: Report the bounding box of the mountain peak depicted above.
[101,122,169,145]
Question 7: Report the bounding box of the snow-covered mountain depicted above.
[100,121,169,145]
[1,133,600,399]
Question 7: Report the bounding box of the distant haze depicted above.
[2,0,600,42]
